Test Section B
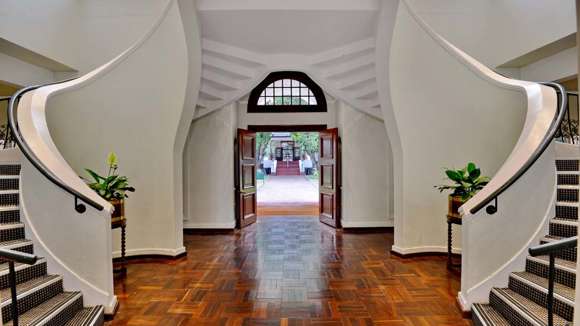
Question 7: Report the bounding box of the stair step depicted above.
[526,255,576,289]
[549,219,578,238]
[556,160,579,172]
[0,239,34,264]
[0,191,18,207]
[4,292,84,326]
[558,174,580,185]
[0,177,19,191]
[472,303,510,326]
[556,205,578,220]
[0,165,20,176]
[557,185,580,190]
[0,258,47,290]
[65,306,104,326]
[0,275,63,323]
[557,188,579,202]
[509,272,574,320]
[541,236,577,262]
[490,287,570,326]
[0,222,25,243]
[555,201,579,207]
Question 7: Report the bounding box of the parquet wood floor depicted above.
[257,203,319,216]
[107,217,470,325]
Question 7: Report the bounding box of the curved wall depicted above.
[0,0,174,75]
[388,2,527,254]
[405,0,576,68]
[45,1,192,257]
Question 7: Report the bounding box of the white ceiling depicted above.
[194,0,384,120]
[197,1,379,55]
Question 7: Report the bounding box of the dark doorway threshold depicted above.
[247,124,327,132]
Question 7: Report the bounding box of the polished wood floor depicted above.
[107,217,469,325]
[257,203,319,216]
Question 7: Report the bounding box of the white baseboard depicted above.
[104,295,118,315]
[341,220,393,228]
[391,245,462,255]
[183,221,235,229]
[457,291,471,312]
[112,246,186,258]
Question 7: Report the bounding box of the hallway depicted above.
[108,217,468,325]
[258,176,319,216]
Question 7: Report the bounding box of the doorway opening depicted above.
[234,125,341,229]
[256,131,320,217]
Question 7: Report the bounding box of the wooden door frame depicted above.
[318,128,341,228]
[234,129,258,229]
[247,124,327,132]
[243,124,341,227]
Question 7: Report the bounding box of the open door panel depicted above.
[235,129,257,228]
[319,128,341,228]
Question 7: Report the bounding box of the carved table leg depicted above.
[447,220,452,268]
[121,224,127,273]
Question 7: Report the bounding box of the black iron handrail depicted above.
[528,236,577,326]
[0,248,38,326]
[0,97,16,149]
[557,92,578,144]
[8,84,104,213]
[470,82,568,215]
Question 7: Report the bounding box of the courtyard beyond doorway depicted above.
[257,175,319,216]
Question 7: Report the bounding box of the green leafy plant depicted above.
[435,162,490,201]
[85,152,135,201]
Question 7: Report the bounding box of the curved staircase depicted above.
[472,158,578,326]
[0,162,103,326]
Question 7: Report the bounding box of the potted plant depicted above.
[85,152,135,221]
[435,162,490,217]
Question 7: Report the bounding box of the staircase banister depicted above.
[528,236,578,257]
[8,83,108,213]
[0,248,38,265]
[467,82,567,215]
[6,0,177,217]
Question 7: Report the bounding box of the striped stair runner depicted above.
[472,159,578,326]
[0,164,103,326]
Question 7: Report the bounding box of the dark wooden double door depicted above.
[235,128,341,229]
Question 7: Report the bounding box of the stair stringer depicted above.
[19,159,117,314]
[12,0,182,315]
[391,0,561,313]
[458,165,555,310]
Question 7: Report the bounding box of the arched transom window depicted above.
[248,71,327,113]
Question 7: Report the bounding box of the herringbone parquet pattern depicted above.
[107,217,468,325]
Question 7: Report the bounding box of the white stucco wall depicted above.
[337,101,393,227]
[406,0,576,68]
[183,104,237,228]
[520,46,578,82]
[0,0,170,74]
[389,2,526,254]
[0,52,55,86]
[46,2,190,257]
[0,0,81,69]
[77,0,170,73]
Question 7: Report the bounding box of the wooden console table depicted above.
[447,214,461,269]
[112,216,126,273]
